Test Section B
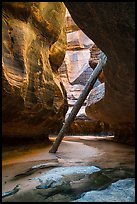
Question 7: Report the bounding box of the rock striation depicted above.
[2,2,68,139]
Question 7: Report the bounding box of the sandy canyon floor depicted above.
[2,135,135,202]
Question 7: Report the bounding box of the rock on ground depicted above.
[73,178,135,202]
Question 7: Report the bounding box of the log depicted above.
[49,52,107,153]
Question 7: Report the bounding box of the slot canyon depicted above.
[2,2,135,202]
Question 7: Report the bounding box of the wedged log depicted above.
[49,53,106,153]
[2,2,68,139]
[65,2,135,145]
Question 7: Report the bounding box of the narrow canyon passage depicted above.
[2,2,135,202]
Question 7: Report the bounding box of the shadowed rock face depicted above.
[2,2,68,139]
[65,2,135,145]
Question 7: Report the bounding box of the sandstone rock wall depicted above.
[2,2,68,139]
[65,2,135,144]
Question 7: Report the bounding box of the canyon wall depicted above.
[2,2,68,139]
[65,2,135,144]
[2,2,135,145]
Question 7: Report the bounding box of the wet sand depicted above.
[2,135,135,202]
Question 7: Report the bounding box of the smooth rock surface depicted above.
[65,2,135,145]
[32,166,100,188]
[73,178,135,202]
